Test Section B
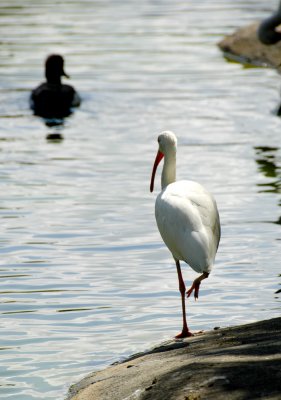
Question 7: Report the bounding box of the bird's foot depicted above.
[187,272,209,300]
[175,328,194,339]
[186,281,201,300]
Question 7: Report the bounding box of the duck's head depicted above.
[45,54,69,84]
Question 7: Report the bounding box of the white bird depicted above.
[150,131,220,338]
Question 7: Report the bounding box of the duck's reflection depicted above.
[46,132,64,142]
[254,146,281,225]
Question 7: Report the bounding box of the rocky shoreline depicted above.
[217,21,281,70]
[67,317,281,400]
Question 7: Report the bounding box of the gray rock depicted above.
[67,317,281,400]
[218,21,281,70]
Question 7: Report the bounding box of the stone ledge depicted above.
[67,317,281,400]
[218,21,281,70]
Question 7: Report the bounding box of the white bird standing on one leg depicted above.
[150,131,221,338]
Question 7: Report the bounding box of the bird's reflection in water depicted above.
[255,146,281,196]
[45,119,64,128]
[46,132,64,142]
[254,146,281,224]
[45,119,64,141]
[255,146,281,294]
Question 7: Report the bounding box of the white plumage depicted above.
[150,131,220,338]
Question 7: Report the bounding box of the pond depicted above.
[0,1,280,399]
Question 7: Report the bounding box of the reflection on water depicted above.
[255,146,280,180]
[255,146,281,224]
[46,132,64,141]
[254,145,281,296]
[0,1,280,400]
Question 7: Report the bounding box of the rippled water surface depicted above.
[0,1,280,399]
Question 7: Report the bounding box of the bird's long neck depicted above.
[161,151,176,189]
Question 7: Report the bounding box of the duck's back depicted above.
[30,82,79,118]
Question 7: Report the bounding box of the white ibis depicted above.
[150,131,220,338]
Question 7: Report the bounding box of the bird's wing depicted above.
[155,181,220,273]
[185,182,221,252]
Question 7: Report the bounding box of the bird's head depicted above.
[45,54,70,84]
[150,131,177,192]
[157,131,177,154]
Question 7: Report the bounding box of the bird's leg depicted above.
[186,272,209,300]
[175,260,193,338]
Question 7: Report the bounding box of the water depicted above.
[0,0,280,399]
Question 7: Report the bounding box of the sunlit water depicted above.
[0,1,280,399]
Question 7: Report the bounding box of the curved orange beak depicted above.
[150,150,164,192]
